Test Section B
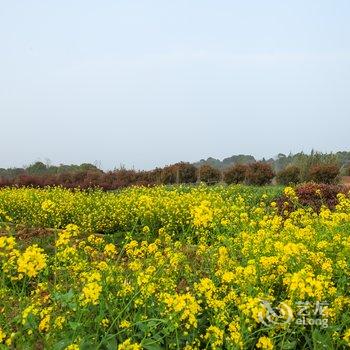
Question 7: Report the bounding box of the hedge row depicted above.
[276,164,340,185]
[0,162,342,190]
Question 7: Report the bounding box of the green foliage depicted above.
[26,161,48,175]
[195,155,256,170]
[221,154,256,168]
[291,150,339,181]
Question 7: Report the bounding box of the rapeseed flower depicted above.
[17,245,47,278]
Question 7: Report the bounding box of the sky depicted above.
[0,0,349,170]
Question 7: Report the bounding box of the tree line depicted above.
[0,150,348,189]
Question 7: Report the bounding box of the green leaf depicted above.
[141,339,163,350]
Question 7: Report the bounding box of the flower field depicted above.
[0,185,350,349]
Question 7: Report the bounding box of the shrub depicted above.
[197,165,221,184]
[276,182,346,214]
[160,163,197,184]
[0,177,12,188]
[245,162,274,186]
[15,174,44,187]
[308,164,340,184]
[112,169,138,188]
[223,164,247,184]
[292,151,339,181]
[160,165,177,184]
[276,166,301,185]
[148,168,163,185]
[177,162,197,183]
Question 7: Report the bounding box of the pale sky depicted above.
[0,0,349,170]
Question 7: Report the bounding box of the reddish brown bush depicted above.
[0,177,12,188]
[276,182,346,214]
[16,174,45,187]
[198,165,221,184]
[245,162,274,186]
[160,165,177,184]
[148,168,163,185]
[0,162,276,189]
[276,165,301,185]
[160,163,197,184]
[308,164,340,184]
[223,164,247,184]
[177,162,197,183]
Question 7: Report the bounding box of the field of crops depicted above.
[0,185,350,349]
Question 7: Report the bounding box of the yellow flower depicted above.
[204,325,224,349]
[101,318,110,328]
[41,199,55,211]
[39,307,52,332]
[39,314,50,332]
[80,281,102,306]
[22,304,39,325]
[191,200,214,228]
[117,338,142,350]
[162,292,201,329]
[228,321,243,347]
[65,345,80,350]
[0,236,16,251]
[0,328,6,343]
[120,320,131,329]
[17,245,47,278]
[284,186,297,201]
[221,271,234,283]
[104,243,117,257]
[54,316,66,330]
[5,332,16,346]
[283,268,334,300]
[343,329,350,346]
[142,226,150,234]
[256,336,274,350]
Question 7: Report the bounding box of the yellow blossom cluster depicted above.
[17,245,47,278]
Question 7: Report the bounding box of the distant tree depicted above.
[26,161,47,175]
[79,163,101,172]
[222,155,256,168]
[292,150,339,181]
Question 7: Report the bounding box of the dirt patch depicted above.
[341,176,350,185]
[15,227,55,241]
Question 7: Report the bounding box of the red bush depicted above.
[198,165,221,184]
[276,182,346,214]
[245,162,275,186]
[160,165,177,184]
[223,164,247,184]
[308,164,340,184]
